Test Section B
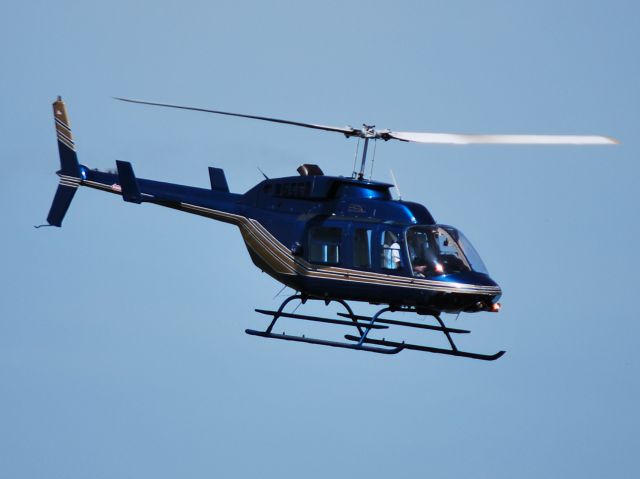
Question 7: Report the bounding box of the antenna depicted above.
[257,166,269,180]
[390,169,402,200]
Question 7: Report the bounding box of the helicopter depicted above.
[42,96,617,360]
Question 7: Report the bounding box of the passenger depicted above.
[383,231,402,269]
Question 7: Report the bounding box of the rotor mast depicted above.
[356,125,376,180]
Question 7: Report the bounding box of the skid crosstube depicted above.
[336,312,470,334]
[256,309,388,330]
[344,335,505,361]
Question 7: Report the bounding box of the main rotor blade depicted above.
[114,97,358,136]
[387,131,618,145]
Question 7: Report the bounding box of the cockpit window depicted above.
[442,226,488,274]
[406,226,488,277]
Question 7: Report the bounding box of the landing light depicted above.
[491,302,501,313]
[435,263,444,274]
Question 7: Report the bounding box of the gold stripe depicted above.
[57,134,76,151]
[246,216,499,293]
[55,117,72,133]
[56,126,74,144]
[181,203,500,295]
[180,203,295,275]
[247,219,498,292]
[76,183,500,296]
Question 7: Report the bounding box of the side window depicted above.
[353,228,372,268]
[380,230,402,270]
[308,227,341,264]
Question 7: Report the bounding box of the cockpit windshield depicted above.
[405,225,489,277]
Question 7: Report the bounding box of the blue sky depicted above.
[1,1,638,478]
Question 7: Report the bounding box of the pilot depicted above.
[408,232,430,277]
[412,258,429,277]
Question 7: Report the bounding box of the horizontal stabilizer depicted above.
[208,167,229,192]
[116,160,141,203]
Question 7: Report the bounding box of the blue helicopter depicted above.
[44,97,616,360]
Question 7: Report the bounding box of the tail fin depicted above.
[45,97,82,227]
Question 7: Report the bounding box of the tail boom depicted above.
[43,97,241,228]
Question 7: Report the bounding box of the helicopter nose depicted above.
[437,271,500,288]
[430,271,502,313]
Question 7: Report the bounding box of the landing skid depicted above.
[245,294,505,360]
[343,335,505,360]
[245,330,403,354]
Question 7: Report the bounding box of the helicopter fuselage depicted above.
[71,163,501,314]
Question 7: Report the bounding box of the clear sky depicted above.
[1,1,638,478]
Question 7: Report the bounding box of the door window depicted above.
[308,227,341,264]
[353,228,372,268]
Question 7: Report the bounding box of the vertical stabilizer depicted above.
[45,97,82,226]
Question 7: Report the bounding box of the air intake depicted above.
[297,164,324,176]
